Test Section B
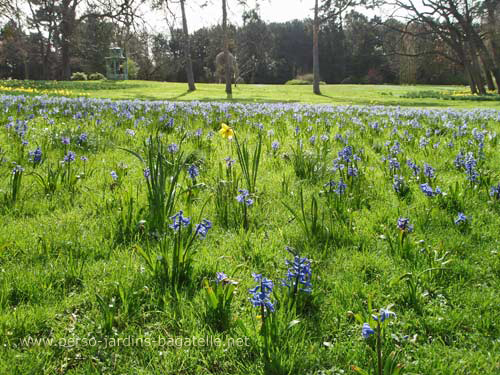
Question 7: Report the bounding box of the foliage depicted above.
[285,79,326,85]
[127,59,139,79]
[402,90,500,102]
[88,72,106,81]
[70,72,88,81]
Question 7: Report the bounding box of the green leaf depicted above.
[118,147,144,163]
[203,280,219,309]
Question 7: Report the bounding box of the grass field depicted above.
[1,79,500,108]
[0,86,499,374]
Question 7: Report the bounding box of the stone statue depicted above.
[215,51,239,85]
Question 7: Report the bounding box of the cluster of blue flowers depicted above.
[389,141,402,155]
[248,273,275,313]
[63,151,76,163]
[195,219,212,239]
[324,179,347,195]
[169,210,212,238]
[337,145,361,164]
[78,133,88,144]
[490,183,500,200]
[282,255,312,294]
[348,165,358,177]
[12,164,24,175]
[362,309,397,339]
[215,272,237,285]
[419,183,442,197]
[464,152,479,182]
[397,218,414,232]
[28,147,42,164]
[362,323,375,339]
[187,164,199,180]
[393,175,405,194]
[423,163,435,179]
[236,189,254,206]
[169,210,191,231]
[406,159,420,176]
[454,212,468,225]
[224,157,236,168]
[455,151,479,182]
[167,143,179,154]
[388,158,400,172]
[419,136,429,148]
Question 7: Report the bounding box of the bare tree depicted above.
[222,0,232,96]
[391,0,500,94]
[313,0,321,94]
[163,0,196,91]
[28,0,143,80]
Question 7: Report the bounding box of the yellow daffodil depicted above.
[219,123,234,139]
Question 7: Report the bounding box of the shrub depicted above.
[70,72,87,81]
[127,59,138,79]
[285,73,325,85]
[296,73,314,83]
[285,79,309,85]
[285,79,326,85]
[88,72,106,81]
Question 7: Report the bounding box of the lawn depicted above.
[0,91,499,374]
[1,79,500,108]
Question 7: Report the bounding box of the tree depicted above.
[392,0,500,94]
[0,21,29,79]
[313,0,370,94]
[222,0,232,96]
[268,20,311,82]
[28,0,141,80]
[237,7,272,83]
[179,0,195,90]
[163,0,196,90]
[27,0,59,79]
[75,16,114,74]
[313,0,321,94]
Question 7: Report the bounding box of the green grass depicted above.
[2,79,500,108]
[0,94,499,374]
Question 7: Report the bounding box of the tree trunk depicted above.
[60,0,75,80]
[470,33,500,93]
[490,68,500,94]
[460,5,500,94]
[23,56,29,80]
[486,0,500,82]
[469,55,486,95]
[313,0,321,95]
[465,66,478,94]
[222,0,232,96]
[180,0,196,91]
[480,54,495,91]
[61,40,71,80]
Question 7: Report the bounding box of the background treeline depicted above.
[0,5,498,86]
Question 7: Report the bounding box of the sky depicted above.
[145,0,396,34]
